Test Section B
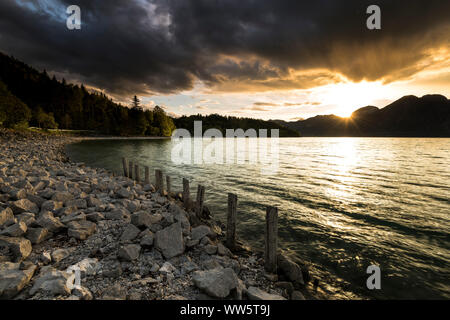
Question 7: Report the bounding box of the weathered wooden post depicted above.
[134,164,140,182]
[264,206,278,273]
[155,169,163,194]
[196,185,205,218]
[226,193,237,249]
[144,166,150,185]
[166,176,171,194]
[182,178,190,208]
[128,161,134,180]
[122,158,128,177]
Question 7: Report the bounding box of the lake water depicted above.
[66,137,450,299]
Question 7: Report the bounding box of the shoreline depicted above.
[0,129,325,300]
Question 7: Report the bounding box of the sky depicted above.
[0,0,449,120]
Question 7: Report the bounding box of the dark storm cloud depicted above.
[0,0,449,97]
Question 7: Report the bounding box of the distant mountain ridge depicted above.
[274,94,450,137]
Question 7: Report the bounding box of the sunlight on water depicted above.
[66,137,450,299]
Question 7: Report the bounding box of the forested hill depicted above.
[174,114,300,137]
[0,52,175,136]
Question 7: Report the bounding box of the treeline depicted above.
[174,113,300,137]
[0,52,175,136]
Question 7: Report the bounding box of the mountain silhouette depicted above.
[275,95,450,137]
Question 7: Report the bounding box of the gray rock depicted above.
[73,286,93,300]
[277,254,304,285]
[67,220,97,240]
[0,236,32,262]
[131,211,160,228]
[51,192,74,203]
[0,208,15,228]
[246,286,287,300]
[26,227,50,244]
[0,221,27,237]
[117,188,132,199]
[87,196,103,208]
[204,244,218,255]
[86,212,104,222]
[51,248,70,263]
[36,212,66,233]
[118,244,141,261]
[291,290,306,300]
[61,212,86,224]
[155,222,184,259]
[0,262,37,299]
[29,268,72,296]
[140,232,154,247]
[192,267,238,298]
[11,199,39,214]
[191,225,212,241]
[40,251,52,264]
[120,224,141,242]
[105,208,130,220]
[40,199,64,213]
[102,283,127,300]
[15,212,36,226]
[65,199,87,209]
[217,243,232,256]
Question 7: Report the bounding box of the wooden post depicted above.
[196,185,205,218]
[155,169,163,194]
[144,166,150,185]
[226,193,237,249]
[128,161,134,180]
[182,178,190,208]
[264,206,278,273]
[122,158,128,177]
[134,164,140,182]
[166,176,171,194]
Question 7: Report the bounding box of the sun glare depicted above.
[318,81,387,117]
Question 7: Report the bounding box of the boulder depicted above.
[0,236,32,262]
[131,211,160,228]
[11,199,39,214]
[204,244,218,255]
[191,225,212,241]
[118,244,141,261]
[277,254,305,285]
[0,221,27,237]
[120,224,140,242]
[0,208,15,228]
[246,286,287,300]
[40,200,63,213]
[51,192,74,203]
[51,248,70,263]
[67,220,96,240]
[29,268,72,296]
[86,212,104,222]
[0,262,37,299]
[105,208,130,220]
[155,222,184,259]
[36,212,65,233]
[26,227,50,244]
[192,267,238,298]
[291,290,306,300]
[15,212,36,227]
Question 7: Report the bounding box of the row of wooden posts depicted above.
[121,157,279,273]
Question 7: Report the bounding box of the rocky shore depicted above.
[0,129,321,300]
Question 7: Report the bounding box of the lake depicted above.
[66,137,450,299]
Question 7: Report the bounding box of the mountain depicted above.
[174,114,300,137]
[0,52,175,136]
[276,95,450,137]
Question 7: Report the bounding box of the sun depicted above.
[319,80,386,117]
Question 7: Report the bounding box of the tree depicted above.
[132,95,141,110]
[0,80,31,128]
